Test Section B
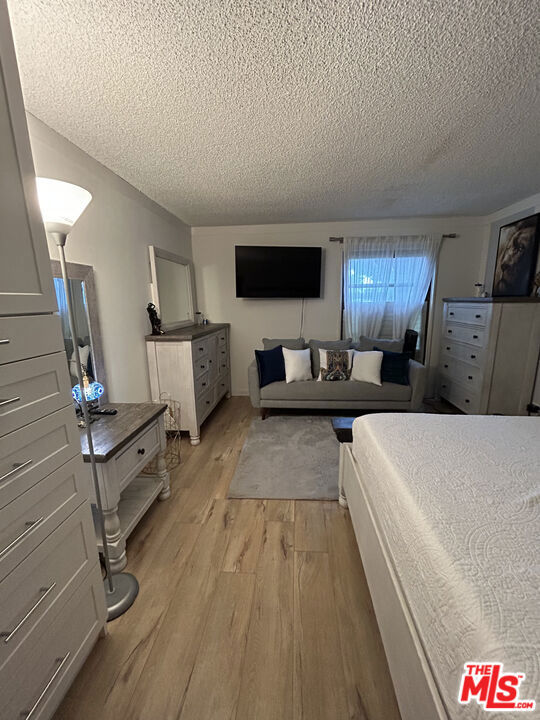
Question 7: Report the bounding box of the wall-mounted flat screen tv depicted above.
[235,246,322,298]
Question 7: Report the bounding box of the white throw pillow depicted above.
[283,347,312,383]
[350,350,383,385]
[318,348,353,381]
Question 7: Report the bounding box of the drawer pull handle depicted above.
[470,354,476,359]
[221,351,225,355]
[202,382,207,387]
[442,384,447,389]
[0,396,20,408]
[444,364,448,369]
[468,375,473,380]
[0,517,44,558]
[200,365,205,369]
[465,399,470,403]
[449,312,454,316]
[473,334,478,339]
[446,346,450,350]
[199,347,204,352]
[137,448,145,455]
[1,583,57,644]
[475,314,481,318]
[0,458,33,484]
[447,330,452,334]
[21,652,71,719]
[209,359,213,364]
[0,338,10,345]
[206,400,210,405]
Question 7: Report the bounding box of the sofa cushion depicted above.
[355,336,403,353]
[283,347,312,383]
[260,378,411,402]
[308,338,352,377]
[319,349,353,381]
[262,337,306,351]
[255,345,285,388]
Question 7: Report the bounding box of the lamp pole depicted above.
[51,231,139,619]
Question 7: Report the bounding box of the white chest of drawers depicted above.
[0,4,106,716]
[146,324,231,445]
[438,298,540,415]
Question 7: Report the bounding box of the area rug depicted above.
[228,415,339,500]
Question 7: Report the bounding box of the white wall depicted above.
[192,218,486,395]
[27,115,192,402]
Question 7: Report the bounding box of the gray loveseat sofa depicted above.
[248,336,426,414]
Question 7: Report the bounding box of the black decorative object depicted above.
[493,213,540,297]
[147,303,164,335]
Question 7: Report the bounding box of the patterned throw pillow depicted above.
[320,350,352,381]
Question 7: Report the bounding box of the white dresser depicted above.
[146,324,231,445]
[438,298,540,415]
[0,3,106,717]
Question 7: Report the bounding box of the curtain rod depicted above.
[329,233,457,243]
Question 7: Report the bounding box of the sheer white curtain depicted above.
[343,234,441,341]
[343,236,395,339]
[393,235,441,338]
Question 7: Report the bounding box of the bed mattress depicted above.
[351,413,540,719]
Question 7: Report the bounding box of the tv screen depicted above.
[235,246,322,298]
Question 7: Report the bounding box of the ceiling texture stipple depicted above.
[8,0,540,226]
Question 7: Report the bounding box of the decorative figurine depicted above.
[147,302,164,335]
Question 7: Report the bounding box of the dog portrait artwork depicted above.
[493,214,540,297]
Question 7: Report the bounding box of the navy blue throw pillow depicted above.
[255,345,285,388]
[374,347,410,385]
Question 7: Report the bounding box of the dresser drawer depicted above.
[195,370,211,397]
[194,355,210,378]
[0,315,64,365]
[216,373,230,401]
[439,357,483,393]
[446,304,490,327]
[443,323,486,347]
[197,385,216,422]
[440,340,485,368]
[217,330,228,347]
[0,502,97,670]
[439,376,480,414]
[0,454,87,581]
[0,405,80,510]
[114,419,161,492]
[0,352,71,437]
[2,564,105,720]
[192,337,209,360]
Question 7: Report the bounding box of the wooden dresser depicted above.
[0,4,106,716]
[438,297,540,415]
[146,324,231,445]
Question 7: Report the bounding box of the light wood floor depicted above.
[55,397,401,720]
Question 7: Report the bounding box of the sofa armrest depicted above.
[248,359,261,408]
[408,359,426,410]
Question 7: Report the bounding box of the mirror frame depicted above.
[148,245,197,330]
[50,260,108,403]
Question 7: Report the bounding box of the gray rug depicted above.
[228,415,339,500]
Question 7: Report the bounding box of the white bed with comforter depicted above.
[342,413,539,720]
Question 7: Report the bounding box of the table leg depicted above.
[102,505,127,573]
[157,448,171,501]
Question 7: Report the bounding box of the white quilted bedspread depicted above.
[352,413,540,720]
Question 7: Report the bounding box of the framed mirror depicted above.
[149,246,197,330]
[50,260,108,402]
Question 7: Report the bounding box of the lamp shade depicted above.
[36,178,92,236]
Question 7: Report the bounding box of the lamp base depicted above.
[104,572,139,621]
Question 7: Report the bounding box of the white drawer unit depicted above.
[439,299,540,415]
[0,352,71,437]
[147,323,231,445]
[0,7,106,718]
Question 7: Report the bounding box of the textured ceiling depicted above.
[8,0,540,226]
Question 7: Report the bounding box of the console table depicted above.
[80,403,170,572]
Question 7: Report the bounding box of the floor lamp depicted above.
[36,178,139,621]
